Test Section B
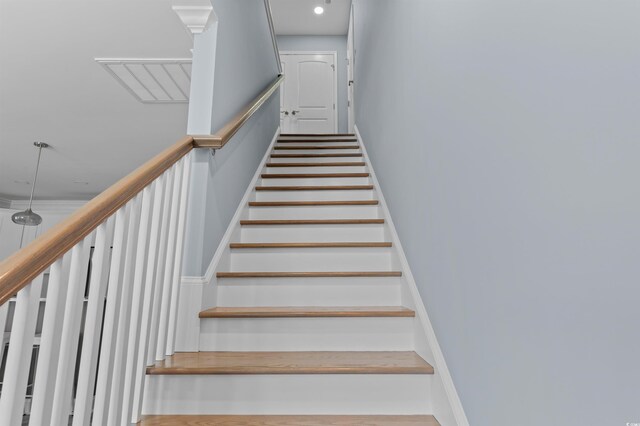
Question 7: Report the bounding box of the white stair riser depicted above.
[142,374,432,415]
[259,177,371,186]
[240,224,386,242]
[247,205,381,220]
[263,166,368,174]
[255,189,376,202]
[199,317,415,351]
[269,156,364,163]
[229,247,394,271]
[216,279,401,306]
[277,138,357,140]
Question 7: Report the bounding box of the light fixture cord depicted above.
[20,144,44,248]
[27,144,44,212]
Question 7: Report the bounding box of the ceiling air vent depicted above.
[96,58,192,103]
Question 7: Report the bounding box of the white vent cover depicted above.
[96,58,192,103]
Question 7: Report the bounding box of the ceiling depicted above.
[0,0,195,200]
[271,0,351,36]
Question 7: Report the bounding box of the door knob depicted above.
[291,110,300,116]
[281,110,289,115]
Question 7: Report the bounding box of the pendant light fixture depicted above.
[12,142,49,227]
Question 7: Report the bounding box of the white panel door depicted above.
[280,53,337,134]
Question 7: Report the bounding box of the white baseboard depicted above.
[175,126,281,351]
[354,125,469,426]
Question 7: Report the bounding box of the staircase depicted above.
[139,134,441,425]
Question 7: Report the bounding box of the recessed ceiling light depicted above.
[314,6,324,15]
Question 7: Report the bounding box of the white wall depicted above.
[182,0,281,276]
[352,1,640,425]
[277,36,349,133]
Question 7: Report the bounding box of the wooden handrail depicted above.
[192,75,284,148]
[0,75,284,305]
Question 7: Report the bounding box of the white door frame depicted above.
[347,4,356,132]
[279,51,339,133]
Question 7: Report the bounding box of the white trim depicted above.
[175,127,281,351]
[202,126,281,288]
[355,125,470,426]
[279,51,339,133]
[0,198,11,209]
[7,199,88,211]
[171,5,216,37]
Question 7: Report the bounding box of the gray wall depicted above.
[183,0,280,276]
[277,35,348,133]
[352,1,640,425]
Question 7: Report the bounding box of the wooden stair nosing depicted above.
[255,185,374,191]
[248,200,379,206]
[229,242,392,249]
[271,153,363,158]
[138,414,440,426]
[261,173,370,178]
[146,351,433,375]
[240,219,385,225]
[216,271,402,278]
[274,145,360,150]
[266,162,366,167]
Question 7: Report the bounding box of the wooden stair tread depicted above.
[248,200,379,206]
[266,162,366,167]
[138,414,440,426]
[255,185,374,191]
[271,153,363,158]
[146,351,432,375]
[240,219,385,225]
[261,173,370,178]
[230,242,392,249]
[274,145,360,150]
[200,306,414,318]
[217,271,402,278]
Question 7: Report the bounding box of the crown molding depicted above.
[7,199,88,212]
[172,5,216,37]
[0,197,11,209]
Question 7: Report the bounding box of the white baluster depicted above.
[130,176,166,423]
[0,273,45,425]
[156,161,184,361]
[92,205,131,426]
[0,303,9,374]
[29,255,72,426]
[147,169,175,363]
[49,237,93,426]
[107,194,142,426]
[120,185,154,424]
[166,154,193,355]
[71,217,116,426]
